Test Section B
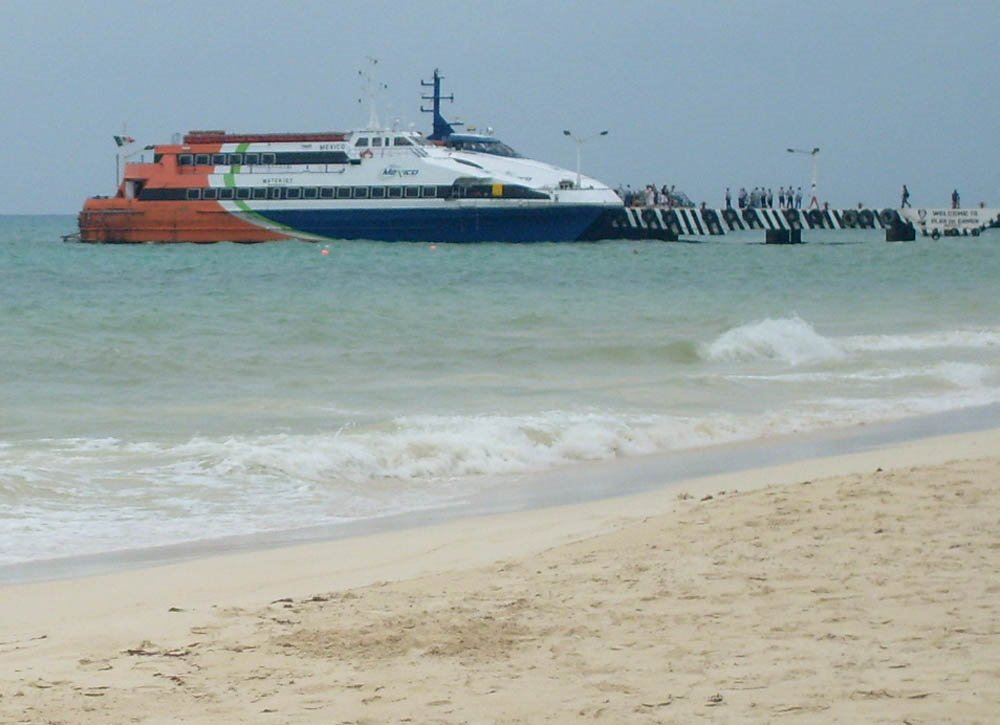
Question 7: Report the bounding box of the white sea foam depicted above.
[842,328,1000,353]
[4,385,999,568]
[707,318,1000,366]
[705,316,844,365]
[931,362,994,388]
[728,361,995,388]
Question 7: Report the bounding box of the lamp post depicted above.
[787,146,820,209]
[563,129,609,189]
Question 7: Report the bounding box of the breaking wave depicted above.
[705,317,1000,365]
[705,316,843,365]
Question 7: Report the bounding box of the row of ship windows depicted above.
[174,151,352,166]
[141,185,451,201]
[354,136,415,147]
[138,184,550,202]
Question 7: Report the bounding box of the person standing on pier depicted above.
[725,187,732,210]
[808,183,819,210]
[952,189,960,209]
[901,184,911,207]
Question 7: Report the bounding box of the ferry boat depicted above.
[77,70,625,244]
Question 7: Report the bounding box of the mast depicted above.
[421,68,460,140]
[358,56,387,131]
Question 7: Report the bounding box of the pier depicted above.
[599,206,1000,242]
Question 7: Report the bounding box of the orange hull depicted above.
[79,198,288,243]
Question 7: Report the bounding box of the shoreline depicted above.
[4,403,998,586]
[2,426,998,721]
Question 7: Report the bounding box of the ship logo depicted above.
[382,165,419,177]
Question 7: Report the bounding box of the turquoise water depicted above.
[2,215,999,571]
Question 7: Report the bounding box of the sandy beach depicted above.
[2,429,998,723]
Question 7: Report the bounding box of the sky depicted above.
[1,0,997,214]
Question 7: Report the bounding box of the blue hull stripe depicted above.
[252,205,610,243]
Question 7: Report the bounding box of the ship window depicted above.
[404,186,420,198]
[336,187,351,199]
[303,187,318,199]
[219,188,235,200]
[394,137,413,146]
[370,186,386,198]
[154,154,164,163]
[354,137,369,147]
[179,154,194,166]
[372,137,382,147]
[352,187,369,198]
[236,187,251,200]
[203,188,218,200]
[421,186,437,198]
[244,153,259,164]
[320,187,335,199]
[286,187,302,199]
[228,153,243,165]
[195,154,210,165]
[186,188,200,200]
[212,154,227,165]
[252,187,267,199]
[262,153,276,164]
[269,187,282,199]
[271,151,348,165]
[387,186,403,198]
[141,187,195,201]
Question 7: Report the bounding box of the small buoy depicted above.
[429,243,437,251]
[321,248,330,256]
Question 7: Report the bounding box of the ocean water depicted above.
[2,215,999,577]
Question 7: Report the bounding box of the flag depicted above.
[114,135,135,147]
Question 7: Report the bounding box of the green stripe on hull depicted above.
[231,201,310,239]
[224,143,250,187]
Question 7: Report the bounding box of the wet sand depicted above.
[2,429,998,723]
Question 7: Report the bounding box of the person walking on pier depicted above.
[901,184,911,207]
